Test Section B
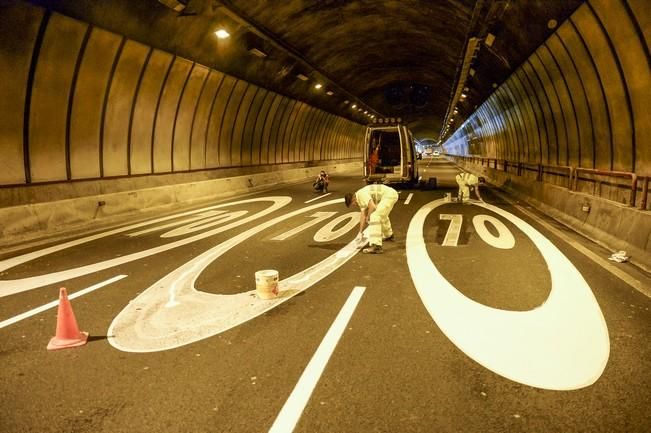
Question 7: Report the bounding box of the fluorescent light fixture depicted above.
[326,90,334,96]
[296,73,309,81]
[314,83,323,89]
[248,48,267,58]
[351,104,357,109]
[460,93,467,98]
[364,110,368,114]
[214,29,230,39]
[344,100,349,104]
[485,33,496,47]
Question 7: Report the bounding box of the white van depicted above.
[364,123,419,185]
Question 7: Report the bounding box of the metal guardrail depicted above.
[449,155,647,210]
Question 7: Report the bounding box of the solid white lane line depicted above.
[404,193,414,205]
[0,275,127,329]
[304,193,332,204]
[492,190,650,297]
[269,286,365,433]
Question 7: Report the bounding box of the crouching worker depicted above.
[345,184,398,254]
[455,171,485,203]
[313,170,330,193]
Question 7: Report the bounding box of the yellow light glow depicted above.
[314,83,323,89]
[214,29,230,39]
[351,104,357,109]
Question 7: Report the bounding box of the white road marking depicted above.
[407,198,609,390]
[472,214,515,249]
[313,212,358,242]
[404,193,413,205]
[440,214,462,247]
[268,286,365,433]
[304,193,331,204]
[0,275,127,329]
[272,212,337,241]
[107,198,366,352]
[126,210,226,237]
[0,197,292,298]
[492,190,651,297]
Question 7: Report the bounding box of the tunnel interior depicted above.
[0,0,649,269]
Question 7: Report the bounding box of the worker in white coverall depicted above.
[345,184,399,254]
[455,171,484,203]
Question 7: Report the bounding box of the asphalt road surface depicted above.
[1,157,650,433]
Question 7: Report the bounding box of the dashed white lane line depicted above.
[492,190,650,297]
[269,286,365,433]
[304,193,331,204]
[0,275,127,329]
[404,193,414,205]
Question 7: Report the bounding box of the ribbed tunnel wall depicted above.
[443,0,651,270]
[0,3,365,191]
[445,0,649,176]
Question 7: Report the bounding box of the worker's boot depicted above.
[362,244,383,254]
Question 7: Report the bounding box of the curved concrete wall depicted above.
[0,3,365,190]
[443,0,651,270]
[444,0,649,176]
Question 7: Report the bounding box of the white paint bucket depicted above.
[255,270,279,299]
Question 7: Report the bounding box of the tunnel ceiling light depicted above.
[214,29,230,39]
[248,47,267,58]
[314,83,323,89]
[547,19,558,29]
[326,90,334,96]
[296,73,309,81]
[460,93,467,99]
[158,0,187,12]
[344,100,349,104]
[485,33,496,47]
[351,104,357,109]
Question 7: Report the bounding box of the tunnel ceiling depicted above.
[30,0,583,139]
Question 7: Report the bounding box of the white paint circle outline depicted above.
[407,198,610,390]
[108,197,364,352]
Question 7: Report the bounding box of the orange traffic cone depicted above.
[47,287,89,351]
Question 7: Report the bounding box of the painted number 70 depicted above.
[439,214,515,249]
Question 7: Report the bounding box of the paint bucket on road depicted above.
[255,270,279,299]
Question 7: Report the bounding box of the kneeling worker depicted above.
[455,171,484,203]
[345,184,399,254]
